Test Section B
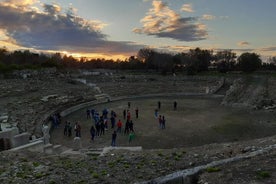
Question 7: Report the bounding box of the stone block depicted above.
[13,132,30,147]
[73,137,82,151]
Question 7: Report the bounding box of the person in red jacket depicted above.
[116,119,123,133]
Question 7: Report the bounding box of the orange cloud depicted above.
[133,0,207,41]
[181,4,194,13]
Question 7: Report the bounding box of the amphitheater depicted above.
[0,69,275,184]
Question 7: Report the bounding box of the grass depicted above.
[92,172,99,178]
[256,171,271,179]
[32,162,40,167]
[206,167,221,173]
[212,115,251,136]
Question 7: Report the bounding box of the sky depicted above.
[0,0,275,60]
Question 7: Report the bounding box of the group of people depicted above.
[63,121,81,137]
[60,100,176,147]
[85,106,136,146]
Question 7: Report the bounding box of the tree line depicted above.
[0,47,275,74]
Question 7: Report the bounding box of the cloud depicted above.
[237,41,250,46]
[4,0,37,6]
[201,14,216,20]
[0,1,143,55]
[259,46,276,52]
[133,0,207,42]
[181,4,194,13]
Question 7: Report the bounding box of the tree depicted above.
[215,50,237,73]
[237,52,262,72]
[188,48,213,72]
[269,56,276,66]
[137,48,156,69]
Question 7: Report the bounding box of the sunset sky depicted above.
[0,0,275,60]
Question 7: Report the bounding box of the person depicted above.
[154,109,158,118]
[110,115,116,129]
[158,115,162,129]
[74,122,81,137]
[67,122,72,137]
[124,120,130,135]
[86,109,90,119]
[100,120,105,136]
[128,101,131,108]
[95,122,101,136]
[135,107,139,119]
[129,131,135,143]
[117,119,123,133]
[161,115,166,129]
[123,109,126,120]
[129,120,134,132]
[64,121,68,136]
[90,126,96,141]
[127,110,131,121]
[158,101,161,110]
[111,131,117,146]
[174,101,177,110]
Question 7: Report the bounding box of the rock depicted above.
[73,137,82,151]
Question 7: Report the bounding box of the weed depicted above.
[124,163,130,168]
[157,152,164,157]
[92,172,99,178]
[101,170,107,176]
[33,162,40,167]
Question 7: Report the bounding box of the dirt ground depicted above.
[50,96,276,150]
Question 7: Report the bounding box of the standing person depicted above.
[174,101,177,110]
[110,115,116,129]
[162,116,166,129]
[129,120,134,132]
[154,109,158,118]
[128,101,131,109]
[64,121,68,136]
[127,110,131,121]
[123,109,126,120]
[67,122,72,137]
[158,101,161,110]
[74,122,78,137]
[129,131,135,143]
[158,115,162,129]
[95,122,101,136]
[111,131,117,147]
[86,109,90,119]
[74,122,81,137]
[124,120,130,135]
[100,120,105,136]
[135,107,139,119]
[90,126,96,141]
[117,119,123,133]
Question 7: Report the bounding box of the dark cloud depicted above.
[238,41,250,46]
[133,0,208,42]
[0,3,143,55]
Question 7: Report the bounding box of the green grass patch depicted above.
[206,167,221,173]
[256,171,271,179]
[92,172,99,178]
[32,162,40,167]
